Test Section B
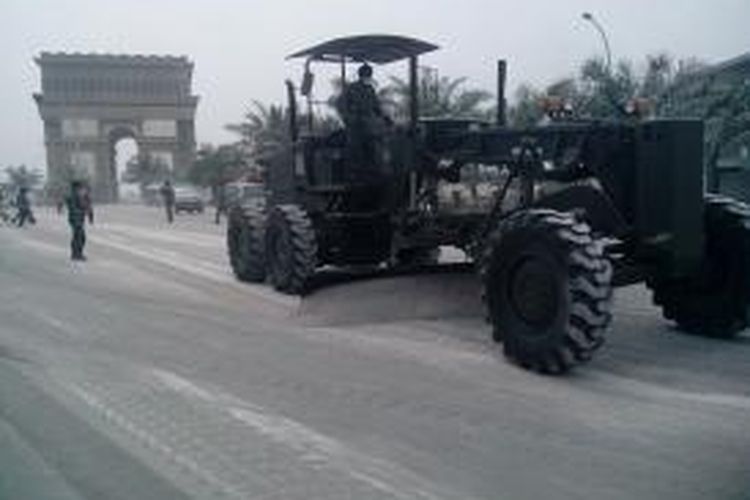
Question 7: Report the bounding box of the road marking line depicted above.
[67,382,246,500]
[152,368,452,500]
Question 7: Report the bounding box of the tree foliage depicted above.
[4,165,43,190]
[385,69,493,121]
[508,53,705,125]
[507,84,545,128]
[226,101,339,174]
[188,144,249,188]
[226,102,292,168]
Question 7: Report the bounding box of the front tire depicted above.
[265,205,317,294]
[482,209,613,374]
[227,205,266,282]
[648,195,750,337]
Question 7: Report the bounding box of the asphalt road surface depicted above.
[1,205,749,500]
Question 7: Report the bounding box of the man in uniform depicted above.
[338,64,392,177]
[214,183,227,225]
[159,179,176,224]
[13,186,36,227]
[65,181,94,261]
[0,186,10,224]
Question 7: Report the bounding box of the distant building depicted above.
[33,53,199,202]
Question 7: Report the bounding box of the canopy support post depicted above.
[408,55,419,130]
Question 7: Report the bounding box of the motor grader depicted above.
[228,35,750,373]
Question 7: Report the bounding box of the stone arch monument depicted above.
[33,53,199,202]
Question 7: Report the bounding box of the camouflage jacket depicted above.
[339,81,384,128]
[65,192,93,225]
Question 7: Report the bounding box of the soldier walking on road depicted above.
[0,186,11,225]
[13,187,36,227]
[214,183,226,225]
[160,180,176,224]
[65,181,94,261]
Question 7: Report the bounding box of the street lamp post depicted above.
[582,12,612,74]
[581,12,626,117]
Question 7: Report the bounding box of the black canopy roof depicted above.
[288,35,439,64]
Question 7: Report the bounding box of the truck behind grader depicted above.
[227,35,750,374]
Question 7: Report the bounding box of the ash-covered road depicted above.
[1,205,748,500]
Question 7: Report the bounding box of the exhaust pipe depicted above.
[496,60,507,127]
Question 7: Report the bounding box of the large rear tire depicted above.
[481,209,613,374]
[266,205,317,295]
[227,205,266,282]
[647,195,750,338]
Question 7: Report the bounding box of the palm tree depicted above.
[226,101,341,174]
[385,68,493,122]
[5,165,43,190]
[188,144,249,188]
[226,102,291,166]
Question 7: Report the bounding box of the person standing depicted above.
[159,180,176,224]
[65,181,94,261]
[0,186,10,224]
[337,64,391,175]
[13,186,36,227]
[214,183,226,225]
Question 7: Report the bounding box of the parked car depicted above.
[174,185,205,214]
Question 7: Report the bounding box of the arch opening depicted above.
[109,127,138,203]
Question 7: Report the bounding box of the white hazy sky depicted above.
[1,0,748,171]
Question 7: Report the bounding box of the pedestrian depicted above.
[13,186,36,227]
[55,188,65,215]
[0,187,11,224]
[214,183,226,225]
[65,181,94,261]
[159,180,176,224]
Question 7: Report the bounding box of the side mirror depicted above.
[301,70,314,97]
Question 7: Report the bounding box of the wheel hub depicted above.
[508,256,559,328]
